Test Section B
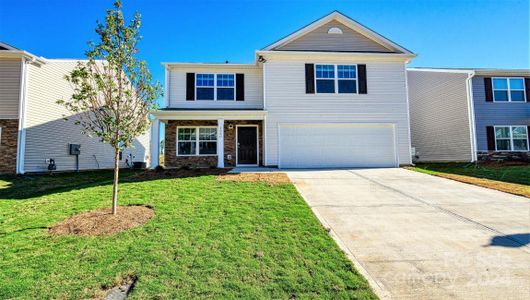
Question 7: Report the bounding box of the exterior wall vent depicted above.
[327,27,343,34]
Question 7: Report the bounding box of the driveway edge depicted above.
[288,175,392,300]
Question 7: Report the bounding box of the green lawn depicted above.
[0,170,376,299]
[410,162,530,186]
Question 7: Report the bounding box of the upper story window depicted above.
[216,74,235,100]
[196,74,214,100]
[196,74,235,101]
[315,64,357,94]
[492,78,526,102]
[495,126,528,151]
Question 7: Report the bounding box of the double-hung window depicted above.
[196,74,235,100]
[494,126,528,151]
[337,65,357,93]
[177,127,217,156]
[315,65,335,93]
[196,74,215,100]
[492,78,526,102]
[216,74,235,100]
[315,64,357,94]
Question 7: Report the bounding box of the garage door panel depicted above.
[279,124,396,168]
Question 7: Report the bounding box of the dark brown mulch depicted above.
[217,173,291,185]
[49,205,154,236]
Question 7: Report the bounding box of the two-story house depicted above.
[0,42,150,174]
[407,68,530,162]
[151,11,416,169]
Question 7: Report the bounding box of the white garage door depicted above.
[279,123,397,168]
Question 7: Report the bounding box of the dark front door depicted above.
[237,126,258,165]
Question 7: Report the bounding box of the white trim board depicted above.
[152,110,266,121]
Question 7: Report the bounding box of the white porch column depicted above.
[150,119,160,168]
[217,118,224,168]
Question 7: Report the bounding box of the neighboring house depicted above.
[0,42,150,174]
[151,11,416,169]
[407,68,530,162]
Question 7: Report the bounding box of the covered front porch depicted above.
[150,109,266,169]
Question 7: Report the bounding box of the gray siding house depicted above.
[0,42,150,174]
[408,68,530,162]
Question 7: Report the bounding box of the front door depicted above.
[237,126,258,165]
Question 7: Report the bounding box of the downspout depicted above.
[164,64,169,108]
[465,71,478,162]
[16,58,29,174]
[403,60,413,165]
[262,60,268,166]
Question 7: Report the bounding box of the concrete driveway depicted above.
[287,168,530,300]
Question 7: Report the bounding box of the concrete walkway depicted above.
[287,168,530,300]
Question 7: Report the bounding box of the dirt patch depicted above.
[217,173,291,185]
[49,205,154,236]
[423,172,530,198]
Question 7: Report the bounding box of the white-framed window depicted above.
[492,77,526,102]
[315,64,357,94]
[177,127,217,156]
[196,74,214,100]
[494,126,529,151]
[196,74,235,101]
[216,74,235,100]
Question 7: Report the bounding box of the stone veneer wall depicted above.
[165,120,263,168]
[477,151,530,162]
[0,119,19,174]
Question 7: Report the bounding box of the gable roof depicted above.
[262,11,413,55]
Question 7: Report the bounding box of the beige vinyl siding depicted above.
[167,65,263,109]
[23,60,150,173]
[0,58,21,119]
[274,20,394,53]
[264,58,411,166]
[407,70,473,162]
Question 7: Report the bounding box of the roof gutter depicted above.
[0,50,46,65]
[256,50,416,62]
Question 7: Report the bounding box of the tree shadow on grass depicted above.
[0,168,229,200]
[487,233,530,248]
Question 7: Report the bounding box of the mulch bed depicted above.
[49,205,154,236]
[217,173,291,185]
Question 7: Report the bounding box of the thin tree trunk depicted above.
[112,147,120,215]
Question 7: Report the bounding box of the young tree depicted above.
[58,0,162,214]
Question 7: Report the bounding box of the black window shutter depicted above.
[484,77,493,102]
[524,78,530,102]
[358,64,367,94]
[186,73,195,101]
[305,64,315,94]
[236,73,245,101]
[486,126,495,151]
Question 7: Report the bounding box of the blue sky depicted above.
[1,0,529,88]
